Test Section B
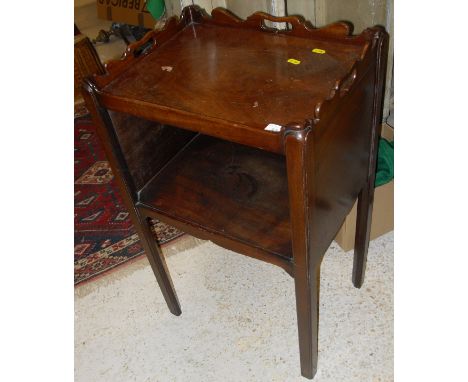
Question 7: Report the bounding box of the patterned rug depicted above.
[74,115,184,285]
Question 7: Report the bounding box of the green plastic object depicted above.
[146,0,166,20]
[375,138,394,187]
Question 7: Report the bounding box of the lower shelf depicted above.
[138,134,292,260]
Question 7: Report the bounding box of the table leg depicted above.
[352,182,374,288]
[294,263,320,379]
[136,212,182,316]
[82,81,181,316]
[284,126,321,379]
[353,29,389,288]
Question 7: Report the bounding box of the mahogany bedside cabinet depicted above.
[82,5,388,379]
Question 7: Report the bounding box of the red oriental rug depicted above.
[74,115,184,285]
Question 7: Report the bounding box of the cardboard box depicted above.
[334,124,394,251]
[96,0,157,29]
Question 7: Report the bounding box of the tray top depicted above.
[103,23,365,130]
[89,6,381,152]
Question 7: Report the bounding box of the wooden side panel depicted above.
[108,111,197,191]
[309,65,376,256]
[82,80,183,315]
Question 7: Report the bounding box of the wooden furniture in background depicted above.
[82,6,388,379]
[74,34,105,107]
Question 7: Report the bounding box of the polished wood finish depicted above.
[353,31,389,288]
[102,23,363,133]
[81,90,182,316]
[138,134,292,265]
[108,111,197,191]
[82,5,388,379]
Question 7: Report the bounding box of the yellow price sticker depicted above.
[287,58,301,65]
[312,48,326,54]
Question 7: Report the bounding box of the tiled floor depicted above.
[75,233,394,381]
